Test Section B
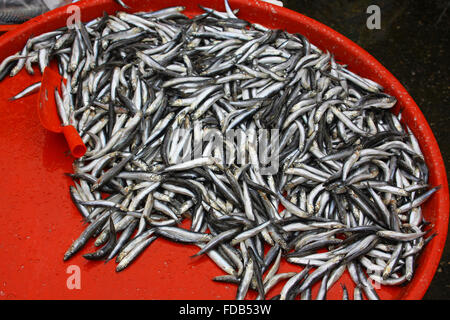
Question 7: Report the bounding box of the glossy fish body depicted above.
[0,1,437,301]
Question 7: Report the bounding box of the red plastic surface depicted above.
[38,67,65,133]
[62,125,87,159]
[0,0,448,300]
[0,25,18,33]
[38,67,86,158]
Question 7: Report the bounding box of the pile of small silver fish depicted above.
[2,1,439,300]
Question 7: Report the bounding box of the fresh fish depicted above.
[0,1,437,301]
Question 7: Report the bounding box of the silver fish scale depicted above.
[1,1,438,300]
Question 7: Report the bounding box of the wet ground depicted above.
[282,0,450,299]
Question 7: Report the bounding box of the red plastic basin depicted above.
[0,0,448,300]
